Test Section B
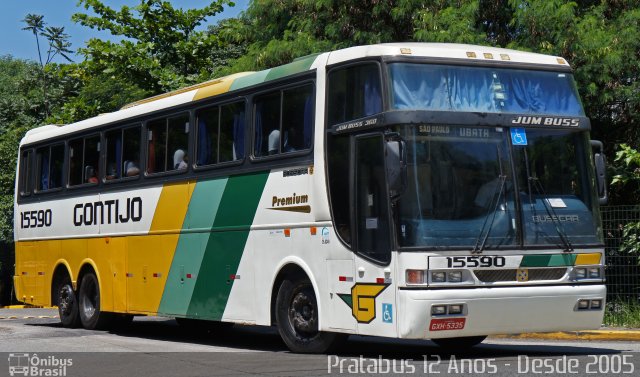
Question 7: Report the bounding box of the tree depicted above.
[72,0,236,93]
[222,0,639,203]
[22,14,74,116]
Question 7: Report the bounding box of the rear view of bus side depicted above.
[14,43,607,353]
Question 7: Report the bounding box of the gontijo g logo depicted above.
[338,283,389,323]
[8,353,72,376]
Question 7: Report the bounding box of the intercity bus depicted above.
[14,43,608,353]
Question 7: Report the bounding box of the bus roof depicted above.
[20,43,571,146]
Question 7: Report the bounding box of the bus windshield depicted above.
[394,125,601,249]
[388,63,585,116]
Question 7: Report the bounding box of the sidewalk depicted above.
[491,329,640,342]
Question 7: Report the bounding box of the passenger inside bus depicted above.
[124,160,140,176]
[85,166,98,184]
[173,149,188,169]
[268,130,280,155]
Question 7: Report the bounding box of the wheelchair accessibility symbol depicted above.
[511,128,528,146]
[382,303,393,324]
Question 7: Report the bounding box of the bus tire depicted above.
[432,335,487,350]
[78,272,111,330]
[56,277,80,328]
[275,278,345,353]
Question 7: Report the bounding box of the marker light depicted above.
[432,305,447,315]
[574,268,587,279]
[406,270,425,284]
[588,268,601,279]
[432,272,446,283]
[448,271,463,283]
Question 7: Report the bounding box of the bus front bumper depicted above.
[397,284,606,339]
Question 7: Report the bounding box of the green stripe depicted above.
[264,54,318,82]
[229,70,271,91]
[520,254,577,267]
[186,171,269,319]
[158,178,228,316]
[229,54,319,91]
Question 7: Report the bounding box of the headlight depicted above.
[431,305,447,315]
[588,268,601,279]
[574,268,587,279]
[448,271,463,283]
[577,299,590,310]
[432,272,446,283]
[448,304,463,315]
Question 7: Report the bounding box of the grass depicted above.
[604,300,640,328]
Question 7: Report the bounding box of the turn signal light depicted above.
[406,270,425,284]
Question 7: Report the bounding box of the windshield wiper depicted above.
[471,174,507,254]
[528,176,574,252]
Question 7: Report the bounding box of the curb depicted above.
[491,330,640,342]
[0,305,57,309]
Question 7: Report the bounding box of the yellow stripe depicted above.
[193,72,253,101]
[575,253,601,265]
[126,181,195,313]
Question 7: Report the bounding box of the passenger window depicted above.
[19,150,33,196]
[253,84,313,157]
[328,63,382,126]
[147,113,189,173]
[68,135,100,186]
[36,144,65,191]
[106,125,141,180]
[195,101,245,166]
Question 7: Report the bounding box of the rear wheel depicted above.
[275,277,345,353]
[78,272,111,330]
[56,277,80,328]
[432,336,487,350]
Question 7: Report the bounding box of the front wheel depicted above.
[78,272,111,330]
[432,336,487,350]
[56,278,80,328]
[275,278,345,353]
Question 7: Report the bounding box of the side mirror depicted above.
[590,140,608,205]
[385,134,407,200]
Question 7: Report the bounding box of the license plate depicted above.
[429,318,466,331]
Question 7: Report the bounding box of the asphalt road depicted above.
[1,308,639,377]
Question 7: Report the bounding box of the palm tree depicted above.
[22,14,73,117]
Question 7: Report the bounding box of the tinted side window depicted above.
[254,83,314,157]
[254,91,280,157]
[106,125,141,180]
[36,144,65,191]
[196,101,245,166]
[19,150,33,196]
[68,135,100,186]
[328,64,382,126]
[327,134,351,246]
[147,114,189,174]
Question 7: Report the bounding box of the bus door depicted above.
[352,134,397,337]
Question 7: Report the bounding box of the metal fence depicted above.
[602,205,640,325]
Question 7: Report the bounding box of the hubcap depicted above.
[82,279,97,318]
[289,289,317,336]
[58,285,74,316]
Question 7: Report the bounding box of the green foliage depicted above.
[612,144,640,257]
[73,0,235,92]
[0,57,49,242]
